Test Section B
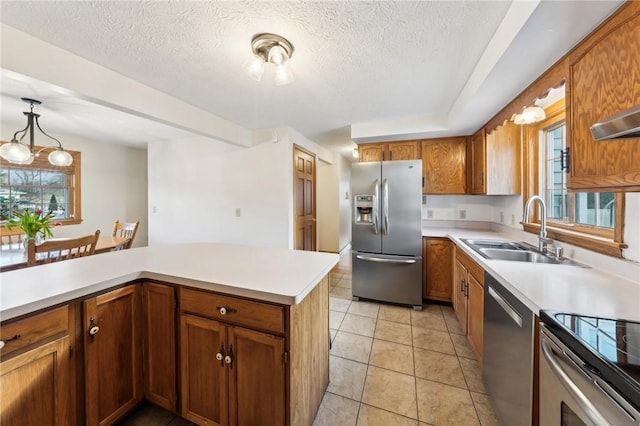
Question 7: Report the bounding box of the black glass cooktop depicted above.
[541,310,640,411]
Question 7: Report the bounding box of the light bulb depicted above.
[268,45,289,66]
[243,55,265,81]
[0,142,32,163]
[48,149,73,166]
[274,62,294,86]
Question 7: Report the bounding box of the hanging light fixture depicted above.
[0,98,73,166]
[243,33,295,86]
[514,105,546,125]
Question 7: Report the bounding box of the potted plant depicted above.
[3,208,60,249]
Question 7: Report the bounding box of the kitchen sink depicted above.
[461,239,588,267]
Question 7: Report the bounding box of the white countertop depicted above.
[423,226,640,322]
[0,243,339,321]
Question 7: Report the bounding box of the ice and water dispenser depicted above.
[354,195,376,225]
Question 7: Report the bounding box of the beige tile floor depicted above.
[315,268,501,426]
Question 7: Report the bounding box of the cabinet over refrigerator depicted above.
[351,160,423,310]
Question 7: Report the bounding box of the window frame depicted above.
[522,99,626,258]
[1,142,82,226]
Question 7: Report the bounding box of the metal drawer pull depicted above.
[487,285,522,327]
[541,337,609,425]
[0,334,21,349]
[356,255,416,264]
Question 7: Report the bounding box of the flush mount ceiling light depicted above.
[243,33,295,86]
[0,98,73,166]
[514,105,546,125]
[352,147,359,159]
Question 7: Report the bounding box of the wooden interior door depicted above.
[293,145,316,251]
[84,285,143,426]
[180,315,228,425]
[143,282,176,412]
[0,337,72,426]
[228,326,285,426]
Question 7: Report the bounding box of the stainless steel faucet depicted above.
[523,195,554,252]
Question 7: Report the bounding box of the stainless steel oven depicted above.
[540,323,640,425]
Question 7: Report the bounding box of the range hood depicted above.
[590,104,640,140]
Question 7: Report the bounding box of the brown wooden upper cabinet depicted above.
[469,129,487,194]
[567,6,640,191]
[358,140,420,162]
[482,123,521,195]
[421,137,467,194]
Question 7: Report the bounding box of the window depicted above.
[524,98,625,257]
[0,144,81,225]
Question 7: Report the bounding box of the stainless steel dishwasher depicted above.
[483,273,534,426]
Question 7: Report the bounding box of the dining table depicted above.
[0,235,131,272]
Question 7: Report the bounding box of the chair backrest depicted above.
[112,220,139,249]
[1,227,25,248]
[27,230,100,267]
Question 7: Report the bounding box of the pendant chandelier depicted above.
[0,98,73,166]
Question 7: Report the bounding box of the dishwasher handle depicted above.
[487,285,522,327]
[541,335,611,426]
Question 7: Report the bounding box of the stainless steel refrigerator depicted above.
[351,160,423,310]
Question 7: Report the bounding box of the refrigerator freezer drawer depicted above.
[352,252,423,309]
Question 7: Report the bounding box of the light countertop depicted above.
[423,226,640,322]
[0,243,339,321]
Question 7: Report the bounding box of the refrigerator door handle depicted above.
[382,178,389,235]
[356,255,416,264]
[373,179,380,235]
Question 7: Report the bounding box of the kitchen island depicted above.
[0,243,339,426]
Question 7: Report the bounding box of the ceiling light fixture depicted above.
[514,105,546,125]
[243,33,295,86]
[0,98,73,166]
[352,147,359,159]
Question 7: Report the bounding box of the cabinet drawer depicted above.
[180,288,285,334]
[456,248,485,286]
[0,305,69,355]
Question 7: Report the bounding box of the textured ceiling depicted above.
[0,1,624,155]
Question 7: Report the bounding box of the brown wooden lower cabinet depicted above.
[0,304,75,426]
[423,237,454,302]
[84,285,143,426]
[453,247,485,362]
[143,282,177,412]
[180,312,287,425]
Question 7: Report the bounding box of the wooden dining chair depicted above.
[112,220,139,249]
[27,230,101,267]
[1,227,25,248]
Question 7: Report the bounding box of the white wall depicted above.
[317,159,339,252]
[338,155,352,252]
[148,127,337,250]
[1,123,148,246]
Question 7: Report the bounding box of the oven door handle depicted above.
[540,336,611,426]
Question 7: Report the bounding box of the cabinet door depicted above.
[485,123,521,195]
[421,138,467,194]
[358,143,386,162]
[470,130,486,194]
[180,315,228,425]
[143,282,176,412]
[84,285,143,426]
[388,141,420,160]
[568,12,640,191]
[424,238,453,302]
[228,326,286,426]
[453,258,468,334]
[467,274,484,363]
[0,336,72,426]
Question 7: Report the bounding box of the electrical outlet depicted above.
[427,209,434,219]
[511,214,516,225]
[459,209,467,220]
[500,211,504,223]
[235,208,241,217]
